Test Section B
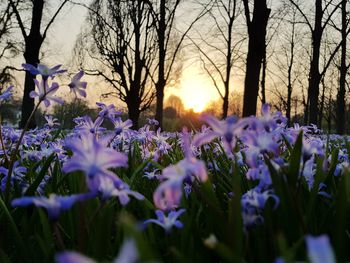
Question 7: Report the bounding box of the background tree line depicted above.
[0,0,349,133]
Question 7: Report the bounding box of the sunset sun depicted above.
[170,67,219,113]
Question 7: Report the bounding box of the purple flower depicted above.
[147,118,159,126]
[305,235,335,263]
[112,117,133,135]
[153,177,184,211]
[44,115,60,128]
[22,63,66,79]
[96,102,121,120]
[152,128,171,154]
[143,209,186,233]
[68,71,87,97]
[0,161,27,192]
[0,86,13,103]
[241,187,279,228]
[63,132,128,191]
[246,164,272,187]
[153,130,208,211]
[11,192,95,220]
[74,115,105,134]
[98,176,144,205]
[193,115,245,154]
[55,251,96,263]
[55,238,139,263]
[114,239,139,263]
[254,104,286,131]
[302,156,315,190]
[30,78,63,107]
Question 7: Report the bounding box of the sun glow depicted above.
[170,67,219,113]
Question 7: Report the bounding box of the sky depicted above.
[42,0,222,113]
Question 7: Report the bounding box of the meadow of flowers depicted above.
[0,64,349,263]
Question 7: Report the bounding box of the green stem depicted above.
[0,115,9,163]
[4,101,41,201]
[53,221,65,250]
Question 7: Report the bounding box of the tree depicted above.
[8,0,69,128]
[53,99,96,129]
[191,0,243,118]
[190,0,242,119]
[288,0,347,125]
[0,1,19,86]
[242,0,271,117]
[166,94,184,117]
[144,0,208,128]
[336,0,350,134]
[270,1,305,126]
[78,0,156,129]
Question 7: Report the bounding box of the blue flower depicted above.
[0,161,27,192]
[62,132,128,192]
[55,238,139,263]
[305,235,335,263]
[55,251,95,263]
[98,175,144,205]
[96,102,121,120]
[0,86,13,103]
[29,78,63,107]
[11,192,95,220]
[74,116,105,134]
[143,209,186,233]
[22,63,66,79]
[241,187,279,228]
[44,115,60,128]
[68,71,87,97]
[193,114,245,154]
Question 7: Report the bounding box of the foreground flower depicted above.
[30,78,63,107]
[55,252,95,263]
[63,132,128,191]
[0,161,28,192]
[143,209,186,233]
[55,238,139,263]
[193,115,245,154]
[305,235,335,263]
[12,193,95,220]
[98,175,144,205]
[241,187,279,228]
[68,71,87,97]
[22,63,66,79]
[153,130,208,210]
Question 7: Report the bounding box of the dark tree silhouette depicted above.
[242,0,271,117]
[288,0,346,125]
[8,0,69,128]
[82,0,157,129]
[144,0,208,128]
[336,0,350,134]
[191,0,241,119]
[0,2,18,86]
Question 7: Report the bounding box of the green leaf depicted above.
[0,198,31,263]
[287,131,303,189]
[24,154,55,196]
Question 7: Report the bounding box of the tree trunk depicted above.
[286,85,292,126]
[155,0,166,129]
[242,0,270,117]
[222,88,229,118]
[260,45,267,105]
[128,103,140,130]
[19,0,44,129]
[307,0,322,125]
[336,0,347,134]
